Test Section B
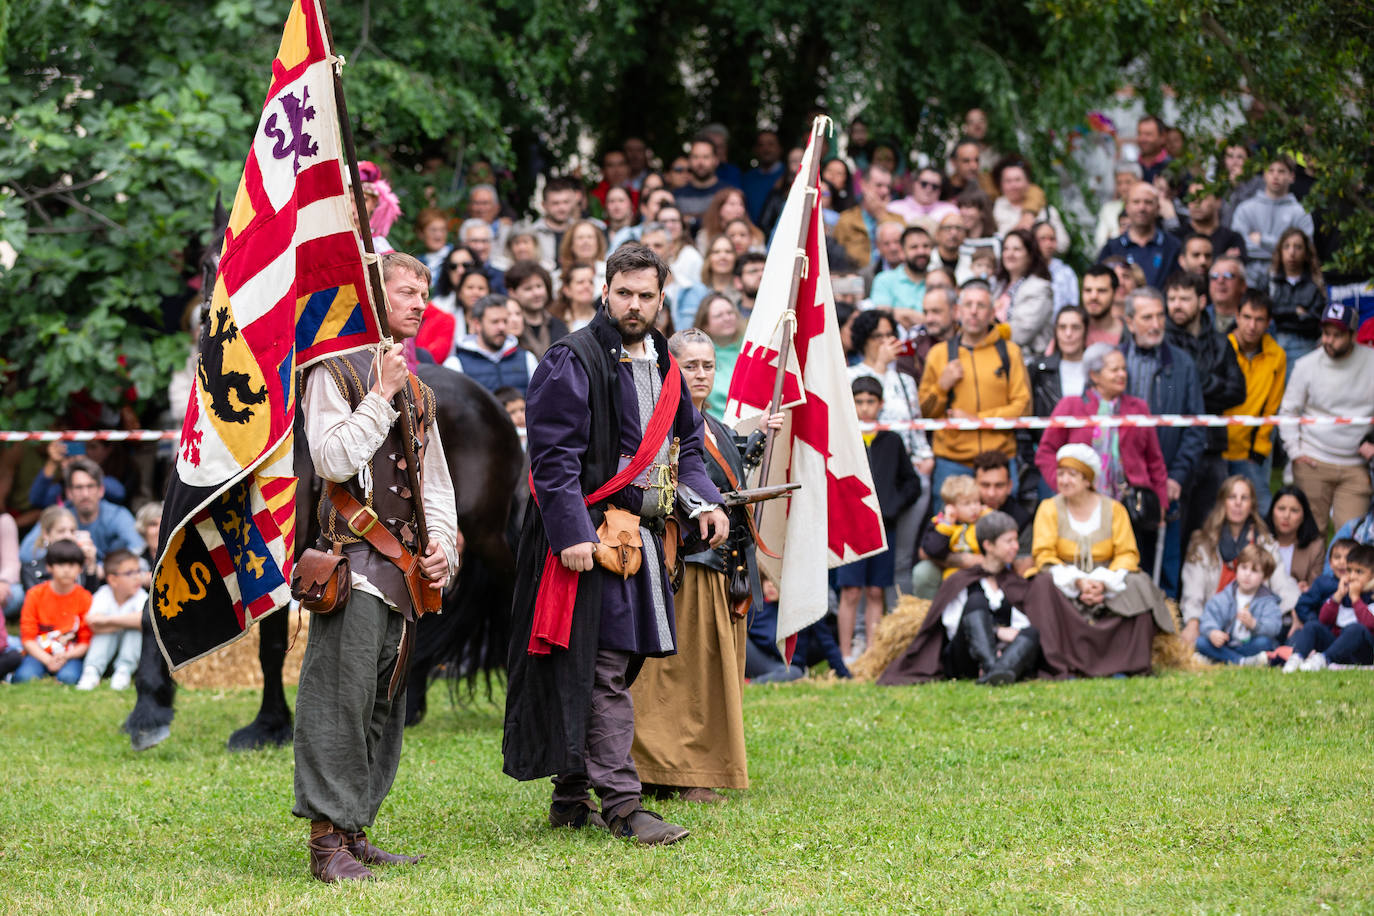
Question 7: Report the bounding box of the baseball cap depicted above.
[1320,302,1357,332]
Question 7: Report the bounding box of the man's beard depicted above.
[608,309,651,344]
[691,167,713,183]
[905,255,930,274]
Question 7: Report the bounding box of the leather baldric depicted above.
[702,430,778,559]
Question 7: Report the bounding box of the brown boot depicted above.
[678,787,725,804]
[549,800,608,830]
[606,807,689,845]
[346,830,423,866]
[308,821,374,883]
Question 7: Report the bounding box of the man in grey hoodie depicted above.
[1231,156,1313,288]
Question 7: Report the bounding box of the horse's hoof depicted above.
[130,726,171,752]
[227,722,293,752]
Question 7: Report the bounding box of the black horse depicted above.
[124,201,522,750]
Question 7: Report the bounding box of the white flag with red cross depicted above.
[724,121,887,649]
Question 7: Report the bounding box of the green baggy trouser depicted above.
[292,590,406,833]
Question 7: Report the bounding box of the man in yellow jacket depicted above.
[920,279,1031,511]
[1224,290,1286,515]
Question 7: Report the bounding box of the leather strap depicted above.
[702,429,778,559]
[327,483,432,603]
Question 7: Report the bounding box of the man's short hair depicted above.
[1083,263,1120,291]
[1240,289,1273,319]
[952,137,981,157]
[734,251,767,277]
[690,133,717,153]
[971,451,1011,475]
[605,243,669,292]
[1345,543,1374,572]
[468,182,498,201]
[974,510,1018,552]
[542,176,581,198]
[851,375,883,400]
[492,386,525,407]
[1235,543,1277,579]
[926,286,959,310]
[470,294,508,322]
[958,278,992,301]
[1164,271,1207,299]
[1184,232,1213,251]
[1114,161,1144,179]
[865,163,892,182]
[900,225,931,246]
[1123,286,1164,320]
[940,474,979,505]
[1138,114,1166,134]
[103,548,139,572]
[44,538,85,568]
[504,260,553,295]
[1332,537,1360,557]
[1266,154,1296,173]
[380,251,431,287]
[64,457,103,490]
[458,218,491,242]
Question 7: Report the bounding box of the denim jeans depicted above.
[1228,457,1274,516]
[1325,623,1374,665]
[1195,634,1277,665]
[1289,621,1337,657]
[12,655,83,684]
[1273,331,1319,385]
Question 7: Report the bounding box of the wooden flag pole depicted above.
[753,117,827,528]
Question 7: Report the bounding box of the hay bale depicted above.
[173,607,310,690]
[850,595,931,682]
[1152,598,1205,671]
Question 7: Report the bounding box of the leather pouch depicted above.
[593,507,643,580]
[292,546,350,614]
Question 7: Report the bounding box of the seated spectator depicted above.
[549,262,600,332]
[834,165,903,268]
[1195,544,1283,666]
[1278,303,1374,536]
[493,386,527,440]
[870,226,933,322]
[443,295,539,396]
[991,156,1068,252]
[1081,265,1125,346]
[134,500,161,577]
[673,134,727,224]
[1096,183,1181,289]
[994,228,1055,356]
[1268,227,1326,377]
[555,218,608,293]
[956,186,998,242]
[75,548,145,691]
[416,265,490,362]
[20,506,97,592]
[732,250,766,320]
[428,246,473,317]
[413,207,452,278]
[835,376,921,661]
[1285,538,1357,667]
[1034,219,1079,313]
[691,293,746,419]
[656,206,703,295]
[0,508,19,624]
[29,440,127,509]
[821,158,855,213]
[602,186,637,245]
[457,218,507,295]
[13,539,92,685]
[1179,475,1301,644]
[503,228,544,272]
[505,260,567,360]
[888,166,958,229]
[1231,155,1313,289]
[1032,444,1170,633]
[19,459,142,565]
[1288,543,1374,670]
[922,475,989,579]
[1267,485,1326,592]
[694,187,753,254]
[748,576,850,683]
[741,130,785,224]
[676,235,741,329]
[1035,343,1169,555]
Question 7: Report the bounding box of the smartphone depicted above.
[894,338,917,358]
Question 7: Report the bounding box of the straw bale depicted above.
[172,607,310,689]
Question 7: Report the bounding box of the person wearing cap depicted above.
[1278,302,1374,535]
[1030,443,1172,633]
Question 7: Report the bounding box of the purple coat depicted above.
[1035,389,1169,508]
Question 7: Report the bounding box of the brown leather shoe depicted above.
[346,830,423,866]
[606,808,689,845]
[678,787,726,804]
[309,829,375,883]
[549,800,608,830]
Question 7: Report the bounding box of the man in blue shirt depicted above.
[740,130,784,224]
[19,456,144,563]
[1096,183,1181,288]
[870,226,933,320]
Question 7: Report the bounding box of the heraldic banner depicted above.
[152,0,382,670]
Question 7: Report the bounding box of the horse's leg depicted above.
[226,607,294,750]
[123,607,176,751]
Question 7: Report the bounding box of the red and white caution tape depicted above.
[0,429,180,442]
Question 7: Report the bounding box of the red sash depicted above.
[528,353,681,655]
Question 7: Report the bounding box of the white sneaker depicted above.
[75,669,100,691]
[1282,653,1304,674]
[1300,652,1328,672]
[109,669,132,691]
[1238,652,1269,668]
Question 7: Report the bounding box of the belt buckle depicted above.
[347,505,379,537]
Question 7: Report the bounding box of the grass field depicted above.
[4,670,1374,914]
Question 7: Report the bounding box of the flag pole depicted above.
[316,0,434,568]
[754,117,827,526]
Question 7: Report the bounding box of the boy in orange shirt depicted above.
[14,539,92,684]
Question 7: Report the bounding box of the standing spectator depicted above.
[1081,265,1126,346]
[860,221,905,297]
[505,261,567,360]
[1034,220,1078,313]
[944,138,991,200]
[1279,303,1374,535]
[443,295,540,396]
[555,219,609,293]
[1269,228,1326,376]
[897,286,959,386]
[741,130,784,224]
[611,186,675,251]
[1267,485,1327,592]
[414,207,452,278]
[550,262,600,333]
[1167,183,1246,260]
[1223,291,1287,515]
[1164,271,1248,544]
[721,218,764,257]
[732,251,766,319]
[1119,287,1206,595]
[1134,115,1173,183]
[1207,255,1247,334]
[834,165,903,268]
[13,539,91,684]
[889,166,959,228]
[956,186,998,242]
[1231,155,1314,289]
[994,228,1055,357]
[518,176,581,271]
[656,206,703,293]
[674,135,726,224]
[1093,162,1141,253]
[458,219,507,295]
[700,123,742,188]
[678,236,742,328]
[466,183,513,267]
[991,157,1069,251]
[919,280,1031,507]
[602,186,637,245]
[1023,306,1090,495]
[870,226,933,321]
[427,248,472,320]
[694,188,754,254]
[590,148,636,211]
[19,458,142,563]
[1096,183,1181,289]
[929,212,971,284]
[1219,143,1262,229]
[1178,233,1215,276]
[74,548,145,691]
[622,137,650,191]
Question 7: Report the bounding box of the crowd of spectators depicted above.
[5,106,1374,685]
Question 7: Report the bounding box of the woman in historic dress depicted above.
[630,328,782,803]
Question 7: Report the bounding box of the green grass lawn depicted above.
[4,671,1374,914]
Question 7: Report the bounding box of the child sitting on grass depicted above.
[1288,543,1374,671]
[76,549,146,691]
[921,475,989,581]
[1195,544,1282,666]
[1290,538,1356,640]
[13,539,92,684]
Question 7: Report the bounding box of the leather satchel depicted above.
[593,507,643,580]
[292,546,350,614]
